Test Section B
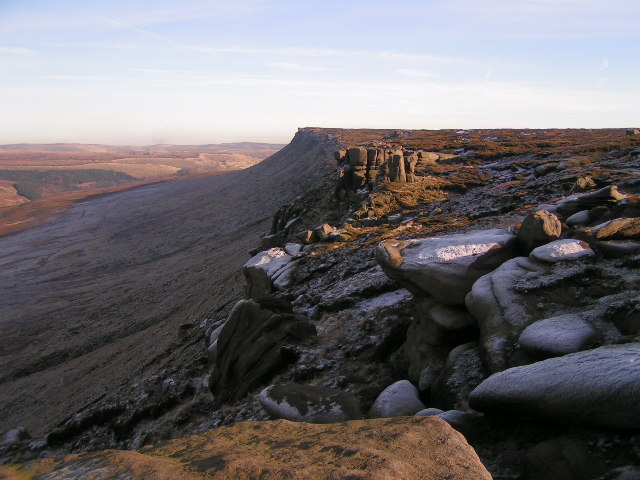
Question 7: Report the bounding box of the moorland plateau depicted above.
[1,127,639,479]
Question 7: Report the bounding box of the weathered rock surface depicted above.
[257,384,362,423]
[556,185,627,216]
[413,297,477,346]
[1,427,30,446]
[518,314,599,358]
[469,344,640,428]
[530,239,595,263]
[465,256,550,372]
[243,248,292,298]
[431,342,486,410]
[209,299,316,407]
[593,217,640,240]
[377,229,519,305]
[0,418,492,480]
[369,380,425,418]
[518,210,562,254]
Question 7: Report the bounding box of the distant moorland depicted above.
[0,142,284,235]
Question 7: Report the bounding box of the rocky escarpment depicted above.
[3,128,640,479]
[201,129,640,479]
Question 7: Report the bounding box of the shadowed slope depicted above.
[0,130,337,435]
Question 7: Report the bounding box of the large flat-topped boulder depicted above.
[469,344,640,429]
[377,229,519,304]
[0,418,492,479]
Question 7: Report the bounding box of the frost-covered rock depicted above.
[284,242,303,256]
[465,256,550,373]
[377,229,519,305]
[530,239,595,263]
[369,380,425,418]
[556,185,626,216]
[518,314,598,358]
[257,384,362,423]
[566,210,591,227]
[469,344,640,428]
[243,248,292,298]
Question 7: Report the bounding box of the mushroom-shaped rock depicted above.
[530,239,594,263]
[257,384,362,423]
[518,314,599,359]
[243,248,292,298]
[469,344,640,429]
[518,210,562,254]
[369,380,426,418]
[377,229,519,305]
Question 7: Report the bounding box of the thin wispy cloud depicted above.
[268,62,327,72]
[0,46,36,55]
[396,68,434,79]
[598,58,610,72]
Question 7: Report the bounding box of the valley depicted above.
[1,127,639,479]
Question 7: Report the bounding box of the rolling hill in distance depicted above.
[1,127,639,479]
[0,141,284,235]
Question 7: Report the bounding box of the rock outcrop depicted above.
[469,344,640,428]
[377,229,519,305]
[209,299,316,406]
[369,380,425,418]
[257,384,362,423]
[0,418,492,480]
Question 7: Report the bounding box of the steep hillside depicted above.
[2,127,640,479]
[0,130,337,438]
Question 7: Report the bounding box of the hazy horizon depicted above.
[1,0,639,145]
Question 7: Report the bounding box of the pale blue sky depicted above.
[1,0,638,144]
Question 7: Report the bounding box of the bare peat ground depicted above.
[0,130,337,436]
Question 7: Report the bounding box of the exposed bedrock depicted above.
[334,145,450,194]
[209,299,316,407]
[0,417,492,480]
[469,344,640,429]
[243,247,296,298]
[376,229,520,305]
[258,384,362,423]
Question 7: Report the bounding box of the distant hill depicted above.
[0,142,285,155]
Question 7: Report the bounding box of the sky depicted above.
[0,0,639,145]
